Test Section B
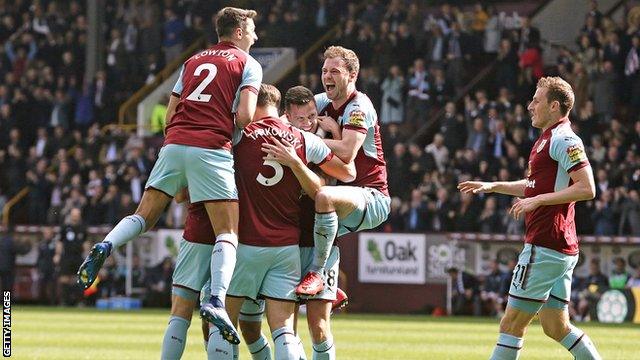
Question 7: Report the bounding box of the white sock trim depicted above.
[216,233,238,247]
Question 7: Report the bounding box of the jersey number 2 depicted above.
[186,63,218,102]
[256,159,283,186]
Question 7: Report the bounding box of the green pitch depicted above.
[12,306,640,359]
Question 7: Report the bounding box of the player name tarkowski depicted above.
[244,127,301,145]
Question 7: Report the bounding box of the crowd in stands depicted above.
[0,0,347,225]
[449,256,640,320]
[304,0,640,236]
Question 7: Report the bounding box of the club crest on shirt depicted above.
[536,139,547,153]
[347,109,366,128]
[566,144,586,162]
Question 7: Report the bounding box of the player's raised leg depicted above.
[297,186,360,295]
[78,187,173,289]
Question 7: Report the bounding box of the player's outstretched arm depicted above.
[458,180,527,197]
[323,128,366,163]
[236,88,258,128]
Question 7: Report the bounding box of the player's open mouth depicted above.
[326,85,335,91]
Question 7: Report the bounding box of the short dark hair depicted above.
[215,7,257,38]
[257,84,281,109]
[284,86,315,111]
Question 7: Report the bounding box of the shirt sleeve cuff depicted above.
[568,161,589,173]
[171,91,181,98]
[343,125,368,134]
[240,85,259,94]
[317,152,334,166]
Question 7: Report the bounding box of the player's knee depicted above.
[170,296,196,320]
[499,314,524,337]
[239,320,262,344]
[315,188,334,210]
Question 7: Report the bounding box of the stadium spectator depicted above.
[54,207,88,305]
[161,8,185,65]
[150,95,168,135]
[404,189,429,232]
[97,256,122,299]
[145,256,173,308]
[0,226,17,293]
[405,58,430,127]
[618,189,640,235]
[37,227,57,304]
[380,65,404,124]
[480,260,506,317]
[577,259,609,321]
[591,190,617,235]
[627,267,640,288]
[609,257,631,290]
[447,267,481,316]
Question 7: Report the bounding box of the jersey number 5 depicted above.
[256,159,283,186]
[186,63,218,102]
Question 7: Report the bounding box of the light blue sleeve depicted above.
[240,56,262,92]
[301,131,331,164]
[343,97,375,131]
[314,93,331,113]
[549,131,589,172]
[172,65,185,95]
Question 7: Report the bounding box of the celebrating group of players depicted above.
[76,6,389,360]
[73,4,608,360]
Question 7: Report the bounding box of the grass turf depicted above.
[11,306,640,359]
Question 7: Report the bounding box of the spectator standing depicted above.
[448,267,481,316]
[0,227,17,293]
[609,257,630,290]
[577,259,609,321]
[162,8,185,65]
[481,260,506,317]
[380,65,404,124]
[37,227,57,304]
[54,208,88,305]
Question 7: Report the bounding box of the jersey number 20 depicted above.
[186,63,218,102]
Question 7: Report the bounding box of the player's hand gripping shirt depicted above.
[165,42,262,150]
[524,118,590,255]
[314,91,389,196]
[234,117,334,247]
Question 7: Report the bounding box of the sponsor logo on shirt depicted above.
[525,179,536,188]
[566,144,586,162]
